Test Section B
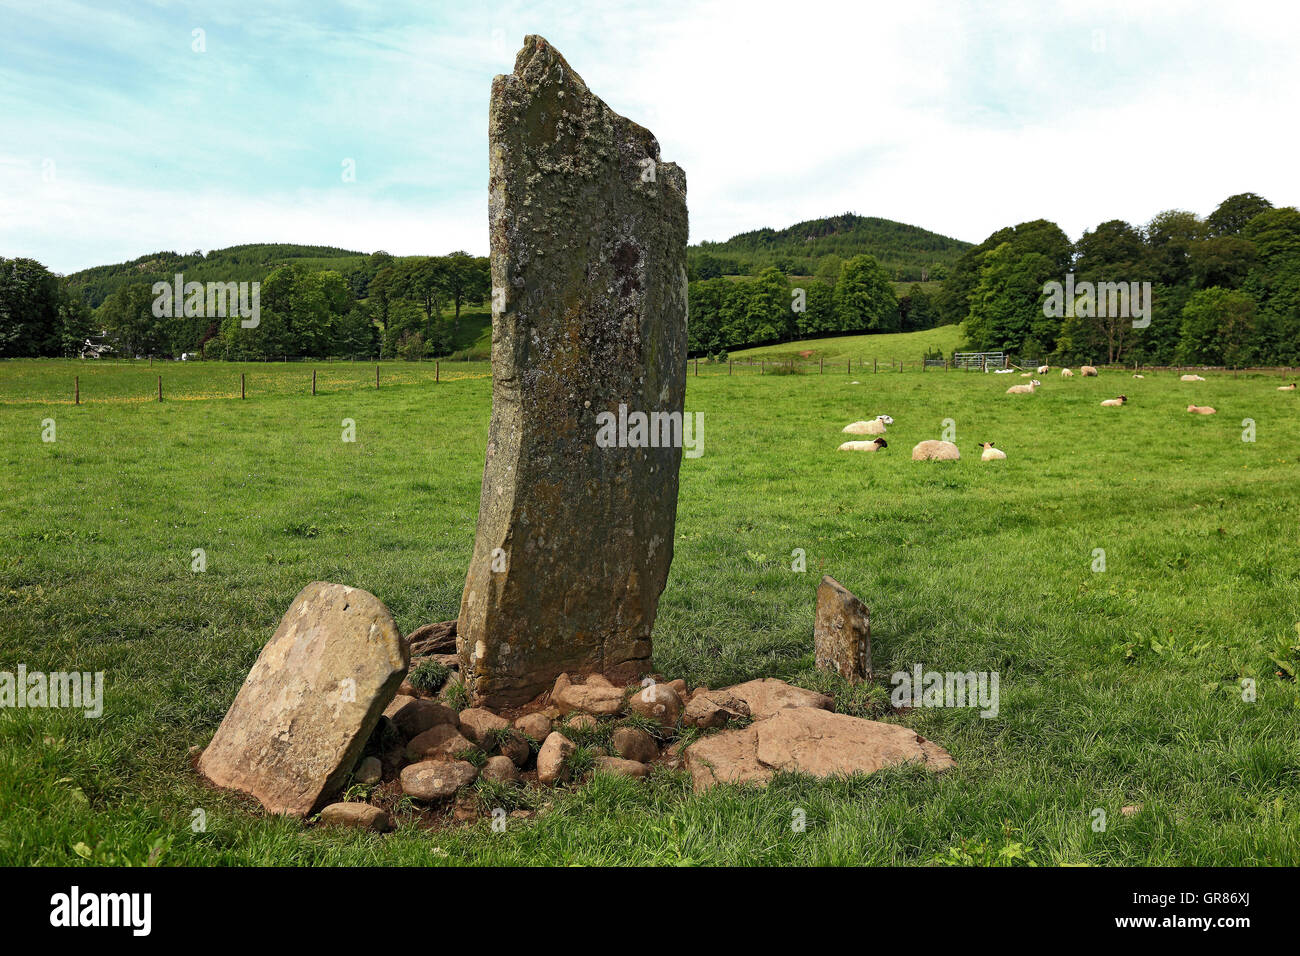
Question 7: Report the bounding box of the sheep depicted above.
[1279,383,1296,391]
[1080,365,1098,377]
[1133,374,1145,379]
[912,440,960,461]
[1180,374,1205,382]
[842,415,893,435]
[1020,371,1033,377]
[1061,368,1074,378]
[838,437,888,452]
[1100,395,1127,407]
[1038,365,1050,374]
[1005,379,1041,394]
[1187,404,1216,415]
[980,442,1006,460]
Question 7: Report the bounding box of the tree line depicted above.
[687,254,937,356]
[940,192,1300,366]
[0,250,490,361]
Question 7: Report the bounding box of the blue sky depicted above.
[2,0,1298,274]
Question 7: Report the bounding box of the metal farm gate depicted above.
[952,351,1007,370]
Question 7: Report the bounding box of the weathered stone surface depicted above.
[318,802,393,832]
[514,712,553,742]
[537,731,575,785]
[563,713,599,733]
[594,756,649,778]
[405,723,476,762]
[457,707,511,748]
[198,582,408,817]
[457,35,689,708]
[481,754,522,784]
[720,679,832,720]
[813,575,872,683]
[407,620,457,656]
[684,707,954,792]
[625,681,682,728]
[354,756,383,785]
[401,760,479,800]
[555,682,626,717]
[683,689,750,729]
[499,731,532,767]
[384,697,459,739]
[611,725,659,763]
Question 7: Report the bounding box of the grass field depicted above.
[731,324,963,364]
[2,349,1298,865]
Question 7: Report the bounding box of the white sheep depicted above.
[1061,368,1074,378]
[1133,374,1145,379]
[1080,365,1098,377]
[838,437,888,452]
[1100,395,1128,407]
[912,439,960,461]
[1037,365,1050,374]
[1187,404,1216,415]
[1006,379,1041,394]
[1180,374,1206,382]
[980,442,1006,460]
[1278,383,1296,391]
[842,415,893,435]
[1020,372,1033,377]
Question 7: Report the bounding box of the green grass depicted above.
[731,325,963,365]
[2,349,1299,865]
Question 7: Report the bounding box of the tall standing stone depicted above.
[198,582,408,817]
[814,575,872,683]
[458,36,689,708]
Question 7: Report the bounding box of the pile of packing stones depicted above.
[312,618,954,834]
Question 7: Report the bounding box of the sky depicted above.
[2,0,1298,275]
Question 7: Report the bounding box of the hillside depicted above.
[730,325,963,364]
[66,243,370,307]
[690,213,972,282]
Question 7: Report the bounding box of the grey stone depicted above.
[611,725,659,763]
[457,35,689,708]
[401,760,479,800]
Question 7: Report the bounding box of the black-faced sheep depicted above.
[980,442,1006,460]
[839,437,888,452]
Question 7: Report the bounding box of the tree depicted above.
[0,257,73,357]
[1176,288,1257,366]
[1144,210,1204,286]
[1206,193,1272,237]
[98,283,163,357]
[834,255,897,331]
[441,252,490,327]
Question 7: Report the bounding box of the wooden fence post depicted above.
[241,372,245,399]
[376,364,380,388]
[312,369,316,395]
[436,361,440,383]
[75,376,79,405]
[157,375,162,402]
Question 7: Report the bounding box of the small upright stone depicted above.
[319,802,392,832]
[197,582,408,817]
[458,35,689,708]
[813,575,872,683]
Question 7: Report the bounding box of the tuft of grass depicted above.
[408,659,451,695]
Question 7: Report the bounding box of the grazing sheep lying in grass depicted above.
[1080,365,1098,376]
[1181,374,1206,382]
[1061,368,1074,378]
[980,442,1006,460]
[1100,395,1127,406]
[1006,379,1041,394]
[912,440,960,461]
[838,437,888,452]
[1187,404,1216,414]
[1279,383,1296,391]
[1020,371,1033,377]
[1038,365,1050,374]
[842,415,893,435]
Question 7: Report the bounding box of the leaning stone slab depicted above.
[813,575,872,683]
[198,582,408,817]
[457,35,689,708]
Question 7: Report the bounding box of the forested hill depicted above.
[67,244,369,307]
[689,213,972,281]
